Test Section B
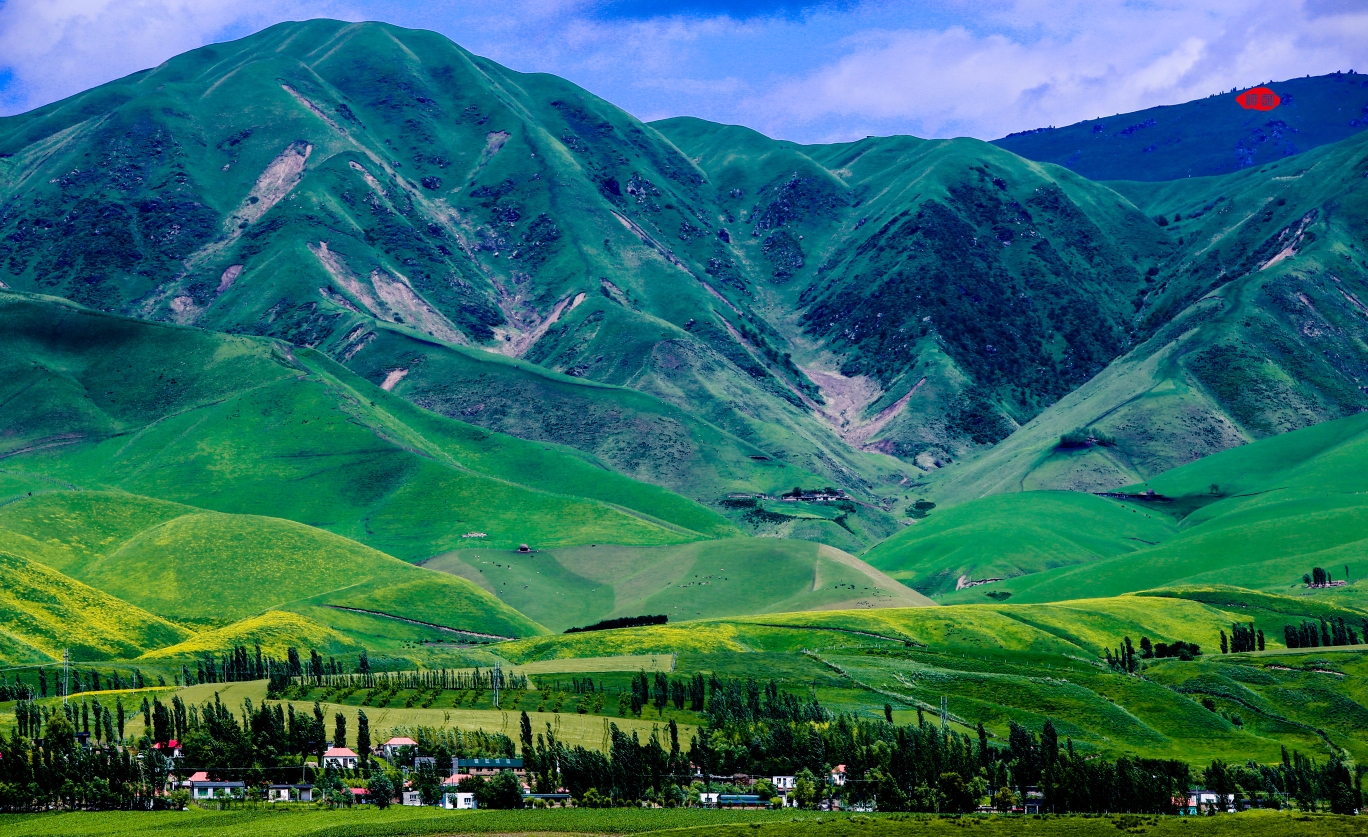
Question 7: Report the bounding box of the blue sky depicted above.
[0,1,1364,141]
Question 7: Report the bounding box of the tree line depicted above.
[1284,617,1364,649]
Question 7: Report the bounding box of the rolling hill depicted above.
[0,489,545,637]
[0,550,189,662]
[881,413,1368,604]
[423,538,932,632]
[0,290,735,555]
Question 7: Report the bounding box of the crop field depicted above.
[104,679,697,752]
[2,808,1364,837]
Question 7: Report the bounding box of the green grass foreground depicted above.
[0,807,1364,837]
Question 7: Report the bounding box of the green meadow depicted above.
[1,808,1364,837]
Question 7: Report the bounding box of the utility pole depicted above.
[939,695,948,732]
[62,649,70,706]
[493,662,501,708]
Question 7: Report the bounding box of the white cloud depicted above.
[742,0,1368,140]
[0,0,356,111]
[0,0,1364,141]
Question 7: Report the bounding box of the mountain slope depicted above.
[0,290,736,556]
[0,19,905,513]
[653,117,1171,468]
[0,18,1284,506]
[993,71,1368,181]
[923,128,1368,502]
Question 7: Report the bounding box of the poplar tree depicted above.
[333,712,347,749]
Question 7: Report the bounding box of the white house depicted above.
[382,736,418,760]
[771,776,798,807]
[1186,789,1231,814]
[699,791,720,807]
[402,790,423,806]
[830,765,847,787]
[267,784,314,802]
[185,771,245,800]
[323,746,359,769]
[442,792,478,809]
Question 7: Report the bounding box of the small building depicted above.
[382,736,418,760]
[719,794,765,808]
[699,791,720,807]
[349,788,370,804]
[1185,789,1229,814]
[830,765,847,787]
[185,771,245,800]
[267,784,314,802]
[402,790,423,806]
[454,757,524,778]
[153,740,182,760]
[323,746,359,769]
[772,775,796,791]
[442,791,479,809]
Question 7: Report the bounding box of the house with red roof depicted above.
[382,736,417,760]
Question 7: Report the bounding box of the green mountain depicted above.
[993,71,1368,181]
[0,19,904,521]
[921,127,1368,503]
[1,17,1286,508]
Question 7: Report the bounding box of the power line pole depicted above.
[493,662,501,708]
[939,695,947,732]
[62,648,70,707]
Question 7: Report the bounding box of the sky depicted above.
[0,0,1364,143]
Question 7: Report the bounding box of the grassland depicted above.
[863,492,1175,596]
[0,292,733,557]
[1,808,1365,837]
[0,550,189,662]
[424,539,930,632]
[0,489,544,639]
[98,678,697,754]
[487,594,1368,763]
[883,412,1368,603]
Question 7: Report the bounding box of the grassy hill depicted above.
[0,489,545,638]
[138,610,359,660]
[993,71,1368,181]
[423,538,932,632]
[920,413,1368,604]
[862,492,1175,596]
[0,550,188,661]
[493,595,1368,763]
[0,291,736,555]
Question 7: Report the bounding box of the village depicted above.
[163,732,1252,816]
